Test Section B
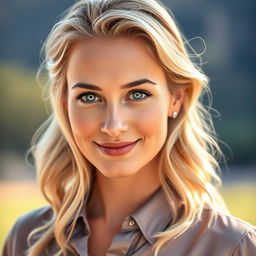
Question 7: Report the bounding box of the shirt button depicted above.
[128,220,135,226]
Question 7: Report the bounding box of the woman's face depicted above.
[66,37,184,178]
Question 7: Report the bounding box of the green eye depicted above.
[76,90,152,104]
[77,92,101,104]
[128,90,152,101]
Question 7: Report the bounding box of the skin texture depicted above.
[65,37,184,254]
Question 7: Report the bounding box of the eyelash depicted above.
[76,89,153,104]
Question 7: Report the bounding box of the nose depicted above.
[100,105,128,137]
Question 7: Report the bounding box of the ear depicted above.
[168,87,185,118]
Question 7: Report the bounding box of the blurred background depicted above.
[0,0,255,250]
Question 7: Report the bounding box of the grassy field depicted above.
[220,183,256,225]
[1,181,255,252]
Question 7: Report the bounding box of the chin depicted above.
[96,163,140,178]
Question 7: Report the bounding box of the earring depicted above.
[172,111,178,119]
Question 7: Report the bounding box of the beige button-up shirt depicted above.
[3,188,256,255]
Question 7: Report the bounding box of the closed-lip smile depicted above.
[95,139,140,156]
[98,140,139,148]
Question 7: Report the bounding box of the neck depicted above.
[86,163,161,232]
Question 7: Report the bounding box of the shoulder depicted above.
[9,205,53,237]
[162,208,256,256]
[2,206,53,256]
[203,208,256,247]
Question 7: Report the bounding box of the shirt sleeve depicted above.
[1,219,20,256]
[232,227,256,256]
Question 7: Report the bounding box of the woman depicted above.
[3,0,256,255]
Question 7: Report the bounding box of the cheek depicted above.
[68,106,99,139]
[134,104,168,136]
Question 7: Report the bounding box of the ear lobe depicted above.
[168,88,185,117]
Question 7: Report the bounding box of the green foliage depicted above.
[215,119,256,163]
[0,63,48,153]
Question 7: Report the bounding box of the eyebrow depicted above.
[71,78,157,91]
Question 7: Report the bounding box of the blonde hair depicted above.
[27,0,227,255]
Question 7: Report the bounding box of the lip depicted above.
[98,140,139,148]
[95,139,140,156]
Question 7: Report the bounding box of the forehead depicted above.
[66,37,166,87]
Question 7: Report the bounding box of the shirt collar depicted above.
[68,186,172,245]
[66,190,91,234]
[130,187,172,244]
